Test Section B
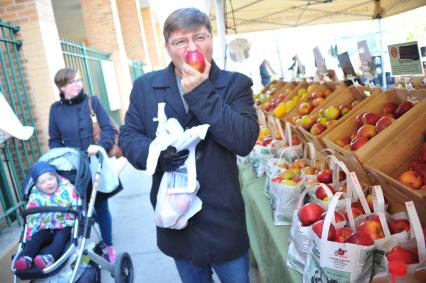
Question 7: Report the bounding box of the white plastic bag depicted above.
[146,103,209,229]
[90,146,119,193]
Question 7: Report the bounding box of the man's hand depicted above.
[158,146,189,172]
[181,59,211,94]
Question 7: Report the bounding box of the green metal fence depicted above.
[129,59,145,81]
[60,40,120,124]
[0,20,42,232]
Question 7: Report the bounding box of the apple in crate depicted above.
[350,136,369,151]
[394,101,414,118]
[375,116,395,132]
[382,101,398,115]
[399,170,423,190]
[357,124,377,139]
[300,115,315,130]
[312,220,336,240]
[298,102,313,115]
[389,219,410,234]
[362,112,381,125]
[185,50,206,72]
[335,227,353,243]
[339,103,352,116]
[355,112,367,128]
[298,203,324,226]
[271,176,283,183]
[324,106,340,120]
[310,123,327,136]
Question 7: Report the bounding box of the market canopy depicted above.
[210,0,426,34]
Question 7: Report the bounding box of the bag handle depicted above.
[88,96,97,123]
[405,201,426,262]
[303,142,316,168]
[371,186,392,238]
[273,117,285,143]
[321,192,344,246]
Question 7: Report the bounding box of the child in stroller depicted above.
[14,161,78,271]
[12,147,133,283]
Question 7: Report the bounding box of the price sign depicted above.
[388,41,424,76]
[357,40,375,80]
[337,52,356,78]
[313,46,327,74]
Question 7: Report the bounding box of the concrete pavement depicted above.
[102,163,180,283]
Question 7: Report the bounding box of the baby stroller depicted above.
[11,147,134,283]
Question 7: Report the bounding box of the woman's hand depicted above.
[181,59,211,94]
[87,144,101,156]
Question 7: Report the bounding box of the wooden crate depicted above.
[323,89,426,185]
[364,107,426,226]
[297,86,381,153]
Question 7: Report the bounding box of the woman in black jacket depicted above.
[48,67,117,263]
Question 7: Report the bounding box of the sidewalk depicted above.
[102,163,180,283]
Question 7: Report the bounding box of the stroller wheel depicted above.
[113,252,134,283]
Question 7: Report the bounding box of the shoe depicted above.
[106,245,116,263]
[34,254,54,269]
[15,256,32,271]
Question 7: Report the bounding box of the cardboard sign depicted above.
[388,41,424,76]
[357,40,375,79]
[313,46,327,74]
[337,52,356,78]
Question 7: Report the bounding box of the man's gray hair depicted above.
[163,8,212,42]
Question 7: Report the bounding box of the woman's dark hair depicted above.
[54,68,78,89]
[163,8,212,42]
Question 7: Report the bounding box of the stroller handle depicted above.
[94,151,104,167]
[22,206,78,219]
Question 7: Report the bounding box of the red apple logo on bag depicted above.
[335,248,346,256]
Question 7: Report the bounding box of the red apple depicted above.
[184,50,206,72]
[413,162,426,178]
[355,112,367,128]
[335,227,353,243]
[386,246,419,264]
[382,102,398,115]
[344,206,364,221]
[422,143,426,161]
[312,220,336,240]
[271,176,283,183]
[357,124,378,139]
[317,169,333,183]
[298,203,324,226]
[375,116,395,132]
[362,112,382,125]
[357,219,385,241]
[315,184,336,200]
[319,210,344,223]
[350,136,369,151]
[310,123,327,136]
[394,101,414,118]
[389,219,410,234]
[345,231,374,246]
[335,136,351,147]
[399,170,423,190]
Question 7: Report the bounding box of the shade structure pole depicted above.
[378,18,387,89]
[215,0,227,69]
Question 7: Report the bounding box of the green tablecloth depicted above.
[239,163,303,283]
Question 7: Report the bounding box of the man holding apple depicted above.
[119,7,259,283]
